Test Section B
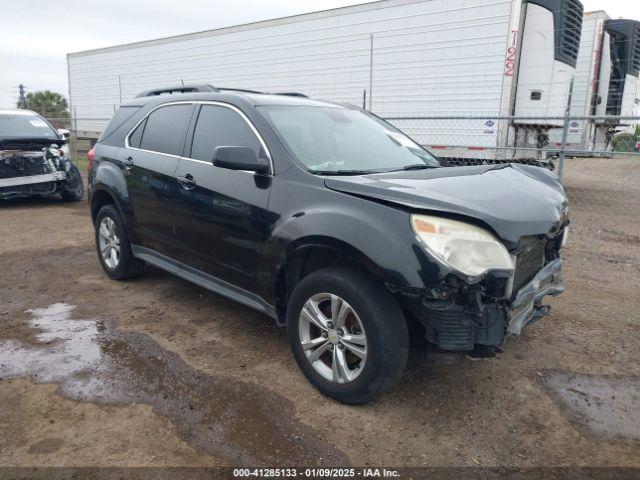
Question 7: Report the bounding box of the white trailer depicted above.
[549,14,640,152]
[68,0,583,159]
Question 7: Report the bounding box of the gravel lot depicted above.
[0,158,639,469]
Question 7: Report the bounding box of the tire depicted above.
[95,204,145,280]
[286,266,409,404]
[60,163,84,202]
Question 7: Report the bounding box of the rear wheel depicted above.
[95,204,145,280]
[286,267,409,404]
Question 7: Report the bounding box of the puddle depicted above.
[0,303,348,465]
[542,371,640,442]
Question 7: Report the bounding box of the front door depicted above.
[123,102,195,256]
[172,103,273,293]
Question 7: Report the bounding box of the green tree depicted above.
[21,90,69,123]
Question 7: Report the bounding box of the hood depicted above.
[0,137,65,151]
[324,164,568,244]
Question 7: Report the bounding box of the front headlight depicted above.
[411,214,514,278]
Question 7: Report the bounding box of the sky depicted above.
[2,0,639,109]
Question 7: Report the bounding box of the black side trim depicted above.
[131,245,278,319]
[525,0,584,68]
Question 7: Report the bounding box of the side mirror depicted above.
[57,128,71,140]
[213,146,270,174]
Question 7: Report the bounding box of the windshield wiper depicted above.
[399,164,439,171]
[311,169,389,176]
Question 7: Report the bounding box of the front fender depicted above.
[259,184,445,302]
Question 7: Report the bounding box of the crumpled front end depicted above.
[0,146,69,199]
[508,257,564,335]
[403,227,567,353]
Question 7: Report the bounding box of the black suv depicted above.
[89,85,568,404]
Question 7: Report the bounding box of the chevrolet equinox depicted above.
[88,85,568,404]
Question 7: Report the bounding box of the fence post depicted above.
[369,34,374,111]
[73,106,79,166]
[557,78,574,179]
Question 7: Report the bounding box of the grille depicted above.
[0,155,50,179]
[429,307,474,351]
[558,0,583,67]
[512,239,546,296]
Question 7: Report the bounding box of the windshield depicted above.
[0,113,59,140]
[259,106,439,174]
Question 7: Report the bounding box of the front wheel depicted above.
[60,163,84,202]
[286,267,409,405]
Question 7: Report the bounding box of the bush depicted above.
[612,133,638,152]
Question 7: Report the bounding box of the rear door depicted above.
[172,103,273,292]
[123,102,195,256]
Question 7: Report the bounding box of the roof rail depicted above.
[275,92,308,98]
[135,84,218,98]
[217,87,265,94]
[135,85,309,99]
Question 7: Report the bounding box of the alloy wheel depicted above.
[298,293,368,384]
[98,217,121,269]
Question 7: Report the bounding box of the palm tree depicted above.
[21,91,70,126]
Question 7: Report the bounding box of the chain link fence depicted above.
[383,114,640,211]
[44,116,109,170]
[46,112,640,243]
[48,113,640,205]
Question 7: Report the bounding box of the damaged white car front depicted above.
[0,110,83,202]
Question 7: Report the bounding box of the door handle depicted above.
[177,174,196,190]
[122,157,134,170]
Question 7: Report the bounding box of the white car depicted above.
[0,109,82,201]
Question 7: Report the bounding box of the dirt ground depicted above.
[0,158,639,470]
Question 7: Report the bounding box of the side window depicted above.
[138,104,193,156]
[190,105,263,162]
[128,119,145,148]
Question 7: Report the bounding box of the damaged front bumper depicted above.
[0,171,68,199]
[404,257,565,352]
[508,258,564,335]
[0,148,72,199]
[0,171,66,188]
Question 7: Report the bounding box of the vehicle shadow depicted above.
[0,195,69,209]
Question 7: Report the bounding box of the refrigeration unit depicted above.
[549,14,640,152]
[595,19,640,150]
[67,0,584,160]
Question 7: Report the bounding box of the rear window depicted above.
[128,120,145,149]
[98,106,140,142]
[0,113,58,140]
[138,104,193,156]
